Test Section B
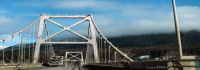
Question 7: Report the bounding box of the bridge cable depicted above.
[47,44,49,60]
[109,46,111,63]
[18,33,21,64]
[99,37,101,63]
[45,31,47,61]
[89,42,91,62]
[45,43,47,61]
[32,23,36,63]
[28,27,31,63]
[11,36,14,64]
[100,37,102,63]
[25,29,28,63]
[104,41,106,63]
[47,44,48,60]
[44,32,47,61]
[91,18,134,62]
[21,31,23,64]
[45,44,46,61]
[98,35,101,62]
[115,52,117,62]
[46,44,48,60]
[2,40,5,65]
[44,22,50,60]
[43,44,45,61]
[24,29,27,64]
[0,17,40,42]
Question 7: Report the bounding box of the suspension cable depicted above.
[91,17,134,62]
[29,27,31,63]
[104,41,106,63]
[24,30,27,63]
[0,17,40,42]
[115,52,117,62]
[46,44,48,60]
[98,35,101,62]
[90,45,92,62]
[20,31,23,64]
[18,33,21,64]
[2,40,5,65]
[44,23,49,61]
[45,44,47,61]
[100,37,102,63]
[32,23,35,63]
[46,40,49,60]
[11,36,14,64]
[109,46,110,63]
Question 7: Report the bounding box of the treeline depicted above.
[109,30,200,47]
[1,30,200,62]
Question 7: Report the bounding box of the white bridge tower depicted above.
[33,14,100,63]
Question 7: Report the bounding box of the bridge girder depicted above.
[33,14,100,63]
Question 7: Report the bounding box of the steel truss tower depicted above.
[33,14,100,63]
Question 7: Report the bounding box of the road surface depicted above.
[23,62,87,70]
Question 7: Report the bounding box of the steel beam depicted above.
[68,17,89,29]
[43,29,65,41]
[65,51,84,65]
[42,42,90,44]
[46,19,65,28]
[172,0,183,59]
[44,17,89,41]
[49,15,86,18]
[85,14,100,63]
[68,29,89,40]
[33,14,46,63]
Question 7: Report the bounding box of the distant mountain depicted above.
[109,30,200,47]
[3,30,200,49]
[1,30,200,62]
[0,46,9,50]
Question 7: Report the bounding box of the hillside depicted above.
[109,30,200,47]
[1,30,200,62]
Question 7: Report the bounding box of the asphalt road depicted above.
[23,62,87,70]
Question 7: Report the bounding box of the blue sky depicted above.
[0,0,200,47]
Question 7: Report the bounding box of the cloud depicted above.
[0,16,14,25]
[0,16,25,35]
[0,16,15,35]
[15,0,123,11]
[177,6,200,31]
[52,0,117,10]
[94,6,200,36]
[0,46,8,50]
[9,0,200,37]
[0,10,7,14]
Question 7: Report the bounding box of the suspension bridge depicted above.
[0,14,134,70]
[0,0,199,70]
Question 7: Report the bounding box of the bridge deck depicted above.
[0,64,42,70]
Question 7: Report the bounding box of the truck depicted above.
[43,56,66,66]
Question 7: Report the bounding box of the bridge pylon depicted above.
[33,14,100,64]
[86,15,100,63]
[33,14,46,63]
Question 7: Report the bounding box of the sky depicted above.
[0,0,200,48]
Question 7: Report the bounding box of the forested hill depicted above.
[4,30,200,49]
[2,31,200,61]
[108,30,200,47]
